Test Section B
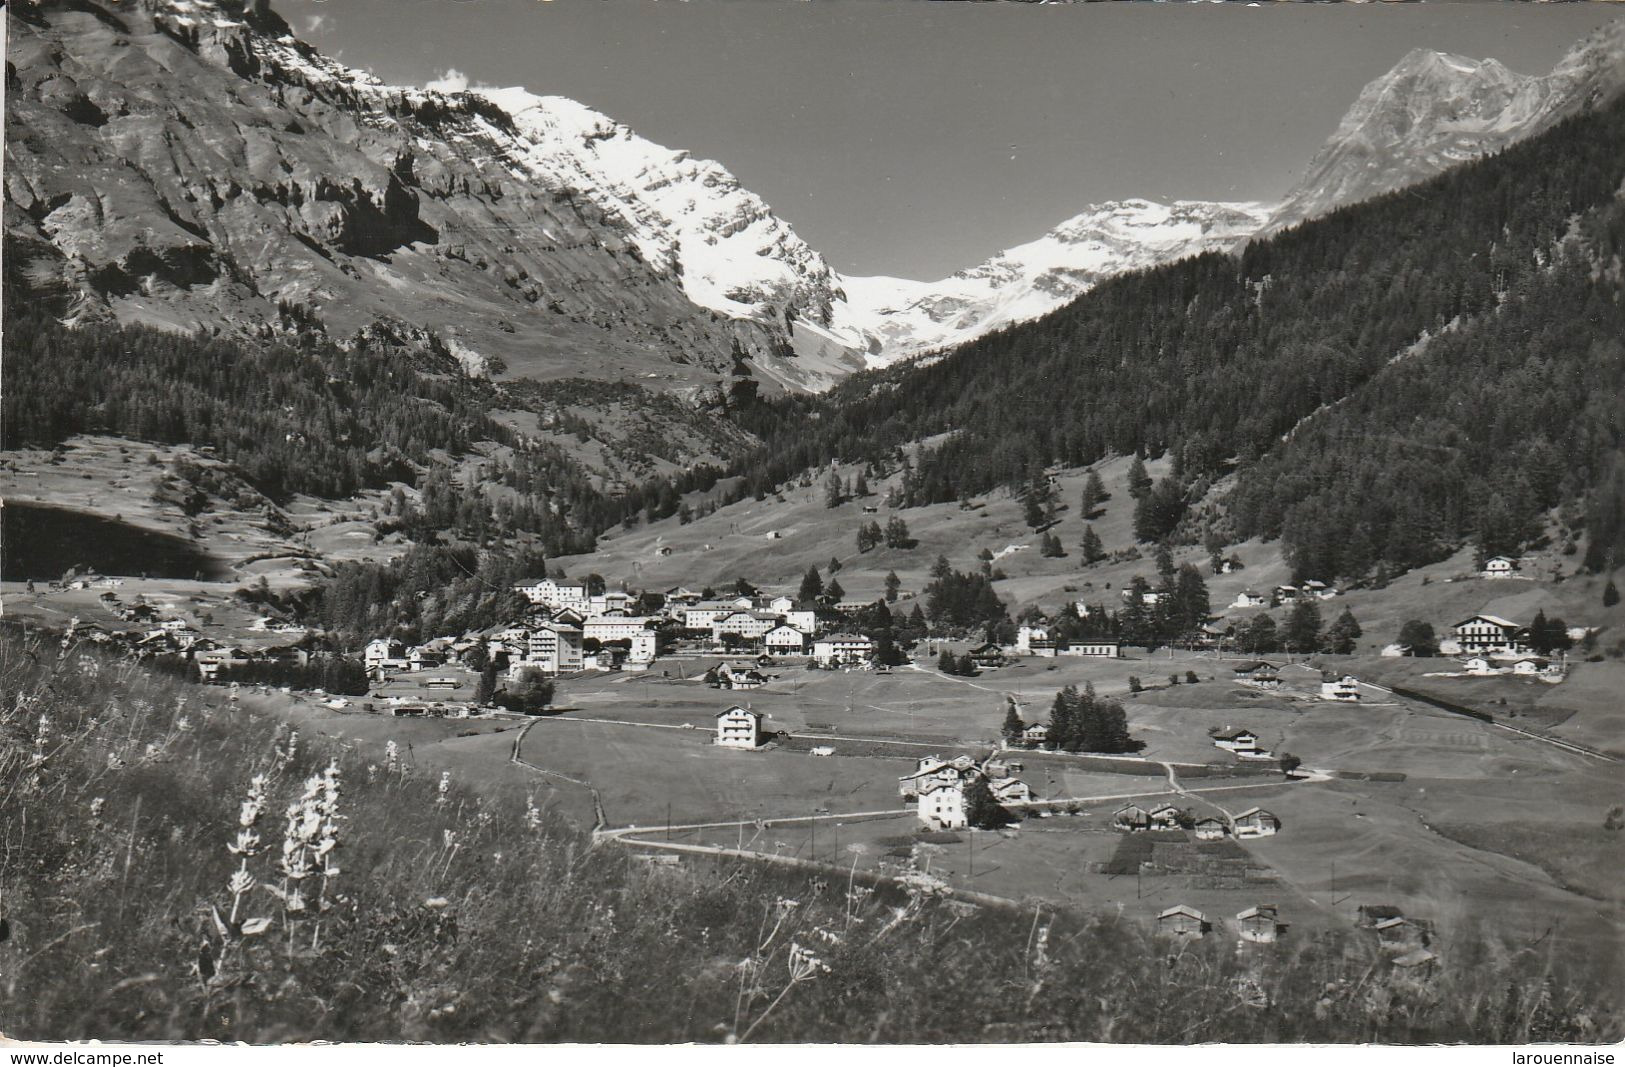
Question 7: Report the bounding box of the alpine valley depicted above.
[6,0,1625,1047]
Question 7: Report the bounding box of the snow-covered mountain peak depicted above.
[838,198,1273,365]
[472,86,843,327]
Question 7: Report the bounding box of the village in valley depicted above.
[5,450,1618,971]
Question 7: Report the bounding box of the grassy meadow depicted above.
[1,628,1619,1043]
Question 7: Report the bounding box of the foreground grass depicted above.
[0,631,1617,1043]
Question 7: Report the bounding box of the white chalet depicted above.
[1480,556,1520,579]
[1233,807,1282,838]
[1452,614,1528,656]
[1319,675,1362,702]
[1232,590,1268,609]
[715,705,764,749]
[763,625,807,653]
[513,577,590,613]
[1463,656,1494,674]
[813,633,874,667]
[1213,728,1262,755]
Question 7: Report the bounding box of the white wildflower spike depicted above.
[524,796,543,831]
[89,797,105,819]
[312,760,343,928]
[436,770,451,805]
[384,740,400,775]
[227,773,268,925]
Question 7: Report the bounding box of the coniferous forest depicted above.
[723,93,1625,578]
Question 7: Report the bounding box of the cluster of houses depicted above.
[45,597,315,676]
[357,578,893,688]
[897,754,1032,829]
[1229,662,1363,702]
[1114,801,1282,839]
[1155,902,1434,969]
[935,628,1123,673]
[1230,581,1339,610]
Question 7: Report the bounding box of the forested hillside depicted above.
[730,93,1625,580]
[0,297,607,555]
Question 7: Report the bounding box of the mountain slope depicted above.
[2,0,861,394]
[1267,21,1625,232]
[724,88,1625,584]
[839,21,1625,365]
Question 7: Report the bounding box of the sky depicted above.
[276,0,1623,279]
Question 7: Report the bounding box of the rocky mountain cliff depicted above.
[1267,21,1625,232]
[3,0,863,396]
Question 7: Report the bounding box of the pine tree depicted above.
[956,653,976,676]
[1023,482,1047,530]
[938,650,958,675]
[798,566,823,604]
[1325,607,1363,654]
[1047,687,1078,751]
[885,515,912,548]
[1605,579,1620,607]
[828,556,842,574]
[1080,469,1107,517]
[1127,455,1152,500]
[1397,619,1438,657]
[1155,543,1176,585]
[1000,699,1026,743]
[474,663,498,705]
[1241,614,1278,654]
[884,571,901,603]
[824,470,844,509]
[1283,600,1323,654]
[1080,525,1106,564]
[825,577,846,604]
